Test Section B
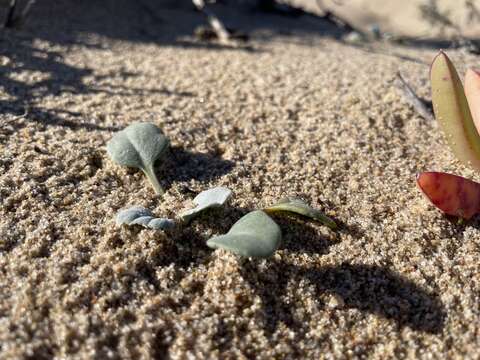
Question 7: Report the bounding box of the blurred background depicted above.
[2,0,479,41]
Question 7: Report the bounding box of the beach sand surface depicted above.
[1,1,479,359]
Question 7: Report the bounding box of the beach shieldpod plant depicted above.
[107,122,169,195]
[207,210,282,258]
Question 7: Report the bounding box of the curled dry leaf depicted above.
[179,186,232,222]
[116,206,175,230]
[430,51,480,172]
[107,122,169,195]
[417,171,480,219]
[207,210,282,258]
[264,198,337,229]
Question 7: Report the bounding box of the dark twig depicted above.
[4,0,36,28]
[395,72,434,121]
[4,0,17,28]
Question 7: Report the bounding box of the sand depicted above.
[1,1,480,359]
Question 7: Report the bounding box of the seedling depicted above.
[115,188,336,258]
[418,51,480,219]
[206,198,336,258]
[107,123,169,195]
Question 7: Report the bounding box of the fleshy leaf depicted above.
[148,218,176,230]
[116,206,153,226]
[207,210,282,258]
[417,172,480,219]
[430,51,480,172]
[116,206,175,230]
[264,198,337,229]
[107,122,169,195]
[180,186,232,222]
[130,216,155,226]
[464,68,480,135]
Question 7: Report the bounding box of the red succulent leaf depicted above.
[416,172,480,219]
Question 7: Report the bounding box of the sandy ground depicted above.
[1,1,480,359]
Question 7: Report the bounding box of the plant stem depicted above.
[143,166,164,195]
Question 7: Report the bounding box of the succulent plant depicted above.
[107,122,169,195]
[430,51,480,171]
[418,51,480,219]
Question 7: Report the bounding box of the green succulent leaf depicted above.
[431,51,480,172]
[464,68,480,135]
[116,206,175,230]
[264,198,336,229]
[107,122,169,194]
[207,210,282,258]
[180,187,232,222]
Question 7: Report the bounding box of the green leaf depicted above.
[264,198,336,229]
[207,210,282,258]
[431,51,480,171]
[116,206,175,230]
[107,122,169,194]
[179,186,232,222]
[464,68,480,135]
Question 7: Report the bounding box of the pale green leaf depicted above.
[107,122,169,194]
[264,198,336,229]
[180,186,232,222]
[207,210,282,258]
[116,206,175,230]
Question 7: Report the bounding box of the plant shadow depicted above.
[239,259,446,338]
[158,145,235,190]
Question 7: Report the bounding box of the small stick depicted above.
[19,0,36,21]
[4,109,28,124]
[192,0,230,44]
[395,72,434,121]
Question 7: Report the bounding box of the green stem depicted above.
[143,165,164,195]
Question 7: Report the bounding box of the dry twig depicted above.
[192,0,230,44]
[395,72,434,121]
